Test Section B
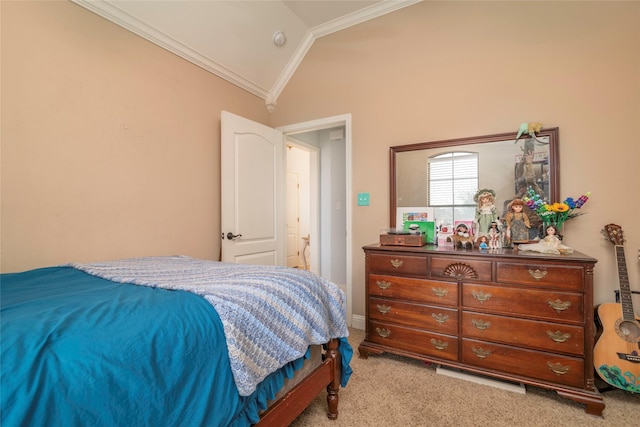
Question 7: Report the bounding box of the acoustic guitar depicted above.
[593,224,640,392]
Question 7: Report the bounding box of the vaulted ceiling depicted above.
[72,0,420,110]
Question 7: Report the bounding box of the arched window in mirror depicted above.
[428,151,478,227]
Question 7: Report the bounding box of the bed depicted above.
[1,256,353,426]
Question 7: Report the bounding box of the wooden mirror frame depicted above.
[389,128,559,228]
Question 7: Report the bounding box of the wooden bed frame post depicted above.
[257,338,344,426]
[325,338,341,420]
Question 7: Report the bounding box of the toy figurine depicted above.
[487,221,502,249]
[473,189,498,241]
[477,236,489,250]
[448,223,474,249]
[502,178,541,241]
[519,225,573,255]
[504,199,531,244]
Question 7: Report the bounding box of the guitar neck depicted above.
[615,245,636,321]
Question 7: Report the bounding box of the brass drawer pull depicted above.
[430,339,448,350]
[528,269,548,280]
[472,319,491,330]
[547,330,571,343]
[390,259,404,268]
[375,327,391,338]
[432,313,449,324]
[547,361,570,375]
[472,291,492,303]
[432,287,448,298]
[471,347,492,359]
[547,299,571,313]
[376,280,391,290]
[376,304,391,315]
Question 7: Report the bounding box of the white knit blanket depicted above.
[69,256,348,396]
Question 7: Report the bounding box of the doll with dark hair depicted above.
[487,221,502,249]
[448,223,474,249]
[519,225,573,255]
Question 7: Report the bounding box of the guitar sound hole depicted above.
[615,319,640,343]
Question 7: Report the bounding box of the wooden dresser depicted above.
[359,244,604,416]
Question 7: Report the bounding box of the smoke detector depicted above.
[273,31,286,47]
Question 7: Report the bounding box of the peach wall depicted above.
[270,1,640,313]
[2,1,639,318]
[1,1,269,272]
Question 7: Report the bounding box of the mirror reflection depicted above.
[391,128,558,240]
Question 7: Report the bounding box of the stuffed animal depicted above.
[448,223,474,249]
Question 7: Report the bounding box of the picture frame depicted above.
[396,207,436,244]
[395,207,435,230]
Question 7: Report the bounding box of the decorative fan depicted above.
[443,262,478,280]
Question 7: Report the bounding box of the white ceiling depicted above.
[72,0,420,110]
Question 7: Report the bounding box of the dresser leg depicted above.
[357,342,384,359]
[556,389,605,417]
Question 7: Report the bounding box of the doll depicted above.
[487,221,502,249]
[504,199,531,244]
[477,236,489,250]
[448,223,474,249]
[519,225,573,255]
[473,189,498,241]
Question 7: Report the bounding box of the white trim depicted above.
[310,0,421,38]
[71,0,270,99]
[72,0,420,107]
[278,114,353,327]
[351,314,366,331]
[266,32,315,108]
[436,367,526,394]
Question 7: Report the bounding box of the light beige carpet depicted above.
[291,328,638,426]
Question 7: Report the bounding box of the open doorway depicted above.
[285,144,312,270]
[279,115,352,326]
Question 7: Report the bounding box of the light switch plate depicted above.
[357,192,370,206]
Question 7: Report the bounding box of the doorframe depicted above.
[278,114,353,327]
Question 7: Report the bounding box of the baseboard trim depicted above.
[350,314,365,330]
[436,366,526,394]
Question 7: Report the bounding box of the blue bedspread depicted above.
[1,264,353,426]
[69,256,351,396]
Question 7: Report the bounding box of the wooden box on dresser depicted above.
[359,244,605,416]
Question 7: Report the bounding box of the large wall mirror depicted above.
[390,128,559,233]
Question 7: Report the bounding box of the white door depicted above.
[286,171,300,268]
[220,111,285,265]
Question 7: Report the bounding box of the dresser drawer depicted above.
[461,312,584,356]
[496,262,584,291]
[430,257,492,281]
[360,244,601,416]
[461,339,585,388]
[368,320,458,361]
[370,296,458,334]
[462,284,584,324]
[367,253,427,276]
[369,274,458,306]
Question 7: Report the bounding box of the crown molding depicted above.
[72,0,421,111]
[267,0,421,110]
[311,0,421,39]
[266,31,315,112]
[71,0,270,99]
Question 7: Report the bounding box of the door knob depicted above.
[226,232,242,240]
